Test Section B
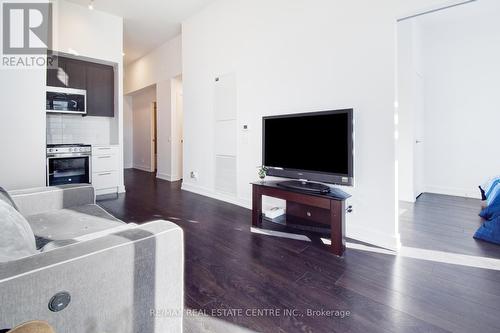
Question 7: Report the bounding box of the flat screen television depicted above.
[263,109,354,187]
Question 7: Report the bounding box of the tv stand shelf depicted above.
[251,181,351,256]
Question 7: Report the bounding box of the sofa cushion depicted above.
[0,186,19,211]
[486,182,500,206]
[479,203,500,221]
[26,204,124,242]
[41,223,137,252]
[10,184,95,217]
[474,216,500,245]
[0,200,38,262]
[480,176,500,201]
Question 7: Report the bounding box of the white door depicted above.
[414,74,425,198]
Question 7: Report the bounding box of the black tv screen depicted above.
[263,109,354,186]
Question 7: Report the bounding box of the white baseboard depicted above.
[170,174,182,182]
[424,185,481,199]
[181,182,251,209]
[182,182,400,251]
[96,187,119,196]
[156,172,173,181]
[133,165,153,172]
[156,172,183,182]
[346,224,401,251]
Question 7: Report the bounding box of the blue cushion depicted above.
[479,184,500,220]
[479,204,500,220]
[487,183,500,206]
[474,216,500,245]
[480,176,500,201]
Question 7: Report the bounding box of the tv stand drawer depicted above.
[287,202,330,226]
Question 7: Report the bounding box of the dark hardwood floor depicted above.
[98,169,500,333]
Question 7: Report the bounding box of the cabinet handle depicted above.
[97,147,111,150]
[98,172,112,176]
[97,156,111,159]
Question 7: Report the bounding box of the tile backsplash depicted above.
[47,114,113,145]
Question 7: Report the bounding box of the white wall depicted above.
[0,68,46,190]
[125,35,182,95]
[0,0,123,190]
[171,76,184,181]
[182,0,402,249]
[397,20,425,202]
[131,86,156,172]
[418,0,500,198]
[156,80,173,179]
[123,96,134,168]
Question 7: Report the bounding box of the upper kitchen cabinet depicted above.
[46,55,86,89]
[46,54,66,87]
[65,58,87,89]
[46,53,115,117]
[86,62,114,117]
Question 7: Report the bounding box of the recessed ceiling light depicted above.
[88,0,94,10]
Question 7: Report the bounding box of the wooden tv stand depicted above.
[251,181,351,256]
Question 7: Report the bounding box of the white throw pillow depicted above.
[0,200,38,262]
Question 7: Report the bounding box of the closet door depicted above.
[214,74,237,196]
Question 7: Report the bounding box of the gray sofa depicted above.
[0,185,184,333]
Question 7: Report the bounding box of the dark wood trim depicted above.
[252,184,263,228]
[330,199,346,255]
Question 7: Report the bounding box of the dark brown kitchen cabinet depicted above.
[46,55,86,89]
[46,54,66,87]
[85,62,114,117]
[65,58,87,89]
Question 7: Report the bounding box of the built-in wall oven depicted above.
[46,144,92,186]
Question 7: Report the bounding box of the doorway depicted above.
[397,0,500,202]
[124,84,157,173]
[123,78,183,182]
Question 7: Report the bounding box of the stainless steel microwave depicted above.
[46,87,87,115]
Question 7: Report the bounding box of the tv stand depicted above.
[251,181,351,256]
[277,180,330,194]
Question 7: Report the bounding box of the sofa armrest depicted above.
[0,220,184,333]
[9,184,95,216]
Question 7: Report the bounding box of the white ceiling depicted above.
[66,0,215,64]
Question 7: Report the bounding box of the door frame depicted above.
[150,101,158,172]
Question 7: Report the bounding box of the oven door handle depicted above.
[47,153,91,159]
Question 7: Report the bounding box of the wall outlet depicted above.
[190,171,199,180]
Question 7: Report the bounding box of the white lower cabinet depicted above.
[92,171,119,190]
[92,145,120,195]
